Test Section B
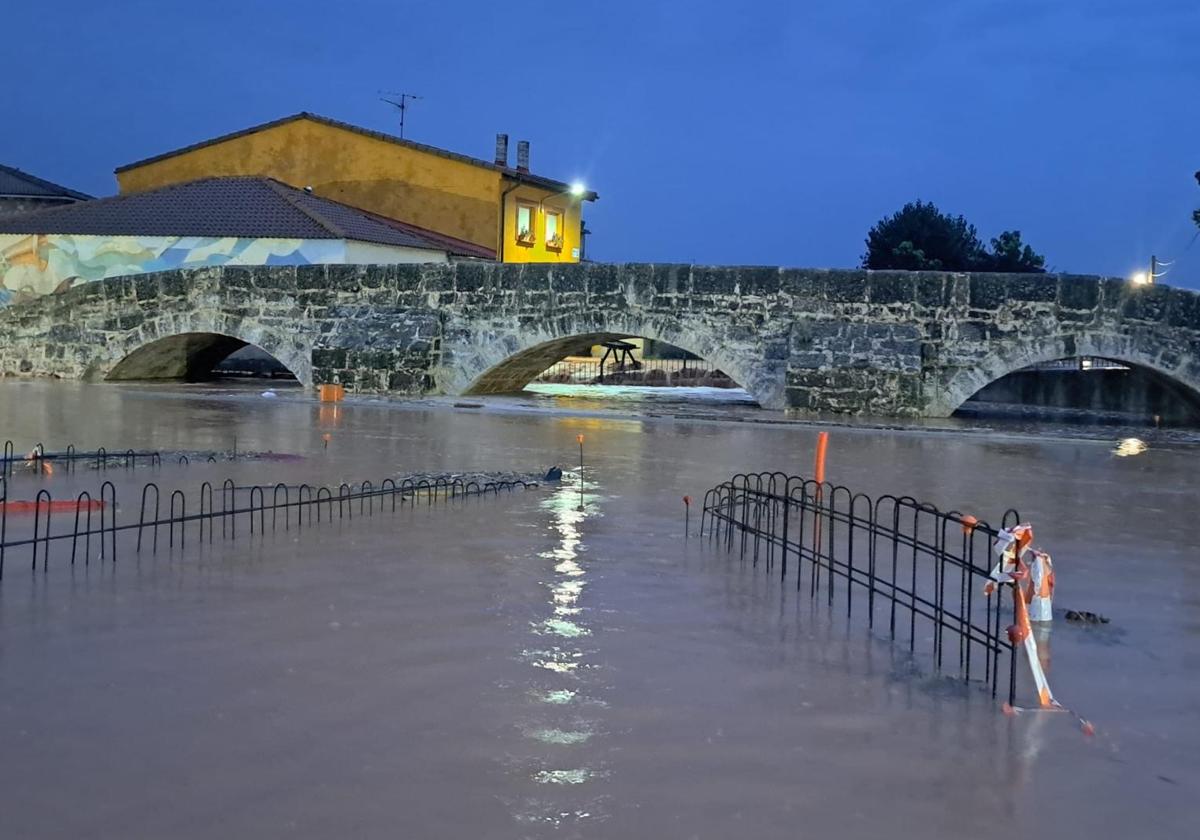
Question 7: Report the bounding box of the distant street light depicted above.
[1130,270,1152,286]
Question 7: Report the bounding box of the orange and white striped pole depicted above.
[988,525,1092,733]
[1007,556,1056,709]
[811,432,829,560]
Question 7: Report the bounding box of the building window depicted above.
[545,208,564,251]
[516,202,536,245]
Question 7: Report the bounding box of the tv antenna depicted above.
[379,91,422,139]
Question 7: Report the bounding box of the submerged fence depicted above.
[701,473,1022,704]
[0,474,536,581]
[2,441,168,477]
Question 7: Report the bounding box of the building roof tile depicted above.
[0,163,92,200]
[0,176,493,257]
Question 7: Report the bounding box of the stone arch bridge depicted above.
[2,262,1199,417]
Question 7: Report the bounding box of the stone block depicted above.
[868,273,916,305]
[1058,275,1099,310]
[789,350,826,369]
[255,266,297,291]
[737,267,781,297]
[453,262,487,291]
[823,272,868,303]
[421,264,455,292]
[1005,274,1057,302]
[1166,288,1200,329]
[134,275,158,301]
[690,266,737,296]
[914,275,949,308]
[586,263,621,295]
[219,268,254,292]
[967,275,1007,310]
[295,264,328,290]
[312,348,347,369]
[779,269,823,301]
[1122,285,1170,322]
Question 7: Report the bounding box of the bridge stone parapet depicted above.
[1,262,1198,417]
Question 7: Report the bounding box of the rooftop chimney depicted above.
[494,133,509,167]
[516,140,530,172]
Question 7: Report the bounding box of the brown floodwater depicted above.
[0,380,1196,839]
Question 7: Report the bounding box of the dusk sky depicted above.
[6,1,1198,284]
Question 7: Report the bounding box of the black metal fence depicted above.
[701,473,1022,704]
[535,358,735,388]
[2,441,170,477]
[0,474,536,581]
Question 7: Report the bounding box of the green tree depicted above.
[862,201,1047,273]
[862,200,987,271]
[986,230,1046,273]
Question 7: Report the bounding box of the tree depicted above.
[862,200,1047,273]
[862,200,986,271]
[986,230,1046,273]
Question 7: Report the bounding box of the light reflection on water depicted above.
[1112,437,1149,457]
[512,471,609,828]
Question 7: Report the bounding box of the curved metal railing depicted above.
[701,471,1021,704]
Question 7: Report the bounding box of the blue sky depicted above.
[5,0,1199,284]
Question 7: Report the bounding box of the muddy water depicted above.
[0,380,1197,839]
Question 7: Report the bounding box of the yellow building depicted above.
[115,112,597,263]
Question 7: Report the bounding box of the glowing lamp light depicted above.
[1113,438,1148,457]
[1130,271,1151,286]
[569,182,587,198]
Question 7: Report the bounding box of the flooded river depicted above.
[0,380,1196,838]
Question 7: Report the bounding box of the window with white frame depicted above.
[545,208,564,250]
[516,202,536,245]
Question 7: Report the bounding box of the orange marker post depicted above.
[576,434,585,512]
[813,431,829,485]
[812,432,830,562]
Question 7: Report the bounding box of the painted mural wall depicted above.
[0,234,346,308]
[0,235,448,308]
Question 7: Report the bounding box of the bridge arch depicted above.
[443,313,784,408]
[93,312,313,386]
[931,331,1200,417]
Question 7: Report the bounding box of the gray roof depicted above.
[115,112,598,201]
[0,176,484,254]
[0,164,92,200]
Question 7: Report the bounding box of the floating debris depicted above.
[1064,609,1110,624]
